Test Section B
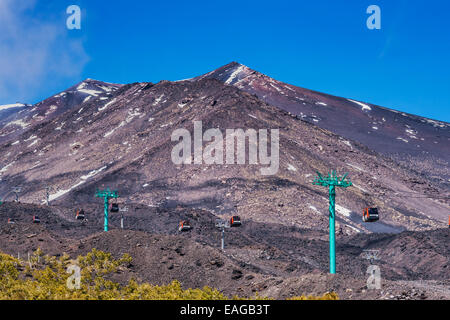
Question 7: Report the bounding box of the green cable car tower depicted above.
[313,170,352,274]
[95,188,118,232]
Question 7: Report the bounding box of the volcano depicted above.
[0,62,448,235]
[0,62,449,299]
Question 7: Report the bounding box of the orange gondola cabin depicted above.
[110,203,119,213]
[362,207,379,222]
[178,220,192,232]
[76,209,85,220]
[230,216,242,227]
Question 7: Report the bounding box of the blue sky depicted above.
[1,0,449,122]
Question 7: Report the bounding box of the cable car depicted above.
[230,216,242,227]
[7,218,15,224]
[76,209,85,220]
[33,216,40,224]
[178,220,192,232]
[362,208,379,222]
[110,203,119,213]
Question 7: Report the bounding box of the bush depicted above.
[0,249,337,300]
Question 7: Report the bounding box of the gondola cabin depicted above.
[33,216,40,224]
[7,218,15,224]
[230,216,242,227]
[178,220,192,232]
[110,203,119,213]
[363,207,379,222]
[76,209,85,220]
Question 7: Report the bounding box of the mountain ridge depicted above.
[195,62,450,183]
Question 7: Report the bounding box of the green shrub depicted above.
[0,249,337,300]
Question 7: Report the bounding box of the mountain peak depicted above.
[195,61,255,85]
[78,78,122,87]
[225,61,245,68]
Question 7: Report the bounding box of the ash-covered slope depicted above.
[0,78,447,233]
[1,202,448,299]
[197,62,450,183]
[0,79,122,145]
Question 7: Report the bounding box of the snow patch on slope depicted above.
[335,204,352,217]
[225,65,245,85]
[342,140,352,148]
[99,98,116,111]
[0,104,25,111]
[104,109,141,138]
[78,89,102,96]
[153,94,165,106]
[348,99,371,111]
[6,119,29,129]
[347,163,365,172]
[48,166,107,201]
[287,164,297,172]
[0,162,15,174]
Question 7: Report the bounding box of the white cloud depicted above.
[0,0,89,104]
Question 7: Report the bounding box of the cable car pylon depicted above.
[12,187,22,202]
[95,188,118,232]
[313,170,352,274]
